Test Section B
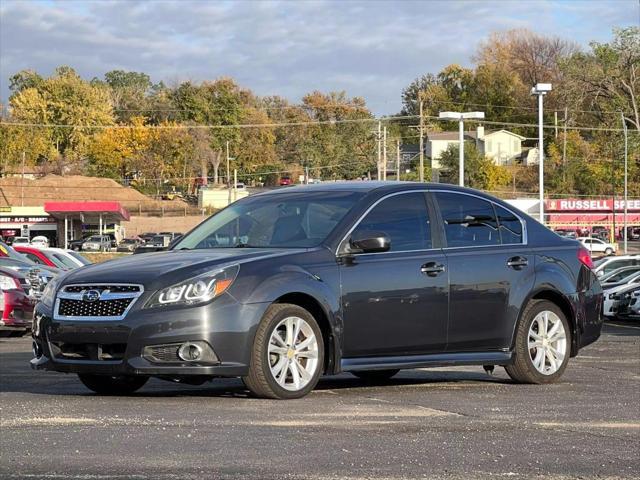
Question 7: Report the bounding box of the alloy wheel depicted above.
[527,310,567,375]
[268,316,319,391]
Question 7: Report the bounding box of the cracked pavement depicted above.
[0,321,638,479]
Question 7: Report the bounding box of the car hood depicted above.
[59,248,306,290]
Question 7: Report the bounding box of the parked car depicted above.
[158,232,183,241]
[82,235,112,252]
[117,238,142,252]
[133,234,172,254]
[30,236,50,248]
[69,236,91,251]
[603,276,640,317]
[623,289,640,318]
[12,237,30,246]
[593,254,640,278]
[32,183,603,399]
[139,232,157,243]
[0,266,34,336]
[279,176,292,186]
[598,266,640,290]
[46,248,91,269]
[607,284,640,319]
[555,229,577,239]
[577,237,616,256]
[15,246,89,271]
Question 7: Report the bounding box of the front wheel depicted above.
[505,300,571,384]
[605,248,613,256]
[243,304,324,399]
[78,374,148,395]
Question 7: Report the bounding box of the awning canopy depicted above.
[44,201,130,222]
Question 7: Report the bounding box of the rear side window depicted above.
[435,192,499,247]
[494,204,523,244]
[353,193,431,252]
[24,253,45,265]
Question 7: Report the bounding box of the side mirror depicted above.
[349,230,390,254]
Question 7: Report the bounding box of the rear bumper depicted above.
[2,291,35,330]
[571,278,604,352]
[31,296,270,378]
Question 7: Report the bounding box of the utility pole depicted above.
[396,139,400,181]
[419,100,424,183]
[554,111,558,138]
[623,112,629,254]
[233,169,238,202]
[562,107,568,180]
[531,83,552,224]
[305,165,309,185]
[226,141,231,204]
[383,126,387,181]
[376,121,381,181]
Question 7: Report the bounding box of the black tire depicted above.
[352,369,400,382]
[78,374,148,395]
[505,300,571,384]
[243,303,324,400]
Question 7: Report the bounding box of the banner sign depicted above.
[546,199,640,212]
[0,216,56,224]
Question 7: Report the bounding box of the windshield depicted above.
[52,252,81,269]
[87,236,102,242]
[66,250,91,265]
[174,191,363,250]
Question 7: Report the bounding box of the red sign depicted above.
[546,199,640,212]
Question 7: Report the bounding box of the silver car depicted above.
[81,235,112,252]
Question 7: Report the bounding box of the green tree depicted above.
[438,143,510,190]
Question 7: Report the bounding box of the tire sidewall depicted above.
[256,305,324,400]
[516,301,571,384]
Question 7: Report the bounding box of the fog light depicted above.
[178,342,203,362]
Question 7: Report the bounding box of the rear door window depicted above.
[494,204,523,244]
[435,192,499,247]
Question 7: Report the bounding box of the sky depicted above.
[0,0,638,115]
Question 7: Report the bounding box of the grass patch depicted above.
[81,252,131,264]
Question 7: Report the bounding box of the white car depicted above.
[41,247,91,269]
[30,236,50,248]
[603,276,640,317]
[593,254,640,278]
[577,237,616,256]
[11,237,30,246]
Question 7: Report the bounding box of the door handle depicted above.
[507,256,528,269]
[421,262,445,277]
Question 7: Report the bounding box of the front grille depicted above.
[64,285,141,294]
[58,298,133,317]
[50,341,127,361]
[54,284,144,320]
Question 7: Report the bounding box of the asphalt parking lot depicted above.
[1,322,638,480]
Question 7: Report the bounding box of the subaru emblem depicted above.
[82,290,101,303]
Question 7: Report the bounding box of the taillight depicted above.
[0,274,21,291]
[577,247,594,270]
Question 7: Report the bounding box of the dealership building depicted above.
[0,202,129,247]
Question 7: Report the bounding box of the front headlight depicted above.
[144,264,239,309]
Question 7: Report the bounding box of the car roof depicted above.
[257,181,499,196]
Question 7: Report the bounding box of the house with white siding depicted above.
[426,126,526,169]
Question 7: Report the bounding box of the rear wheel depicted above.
[78,374,148,395]
[605,248,613,255]
[243,304,323,399]
[505,300,571,384]
[352,369,399,382]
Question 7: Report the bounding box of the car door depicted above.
[340,191,448,357]
[433,191,534,352]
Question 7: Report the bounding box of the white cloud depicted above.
[0,0,636,114]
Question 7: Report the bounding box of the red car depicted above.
[279,176,292,186]
[13,246,62,270]
[0,266,34,337]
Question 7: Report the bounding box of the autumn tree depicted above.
[438,143,510,190]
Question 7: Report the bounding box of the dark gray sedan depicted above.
[31,182,603,399]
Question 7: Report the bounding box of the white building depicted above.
[426,126,526,169]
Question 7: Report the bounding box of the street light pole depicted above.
[458,117,464,186]
[531,83,552,224]
[622,112,628,254]
[438,111,485,187]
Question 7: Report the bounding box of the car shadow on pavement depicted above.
[0,348,514,398]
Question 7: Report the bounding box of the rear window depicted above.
[435,192,499,247]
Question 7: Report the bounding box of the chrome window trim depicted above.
[53,283,144,321]
[336,190,432,256]
[336,188,528,257]
[430,189,528,248]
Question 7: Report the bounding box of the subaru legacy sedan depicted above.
[31,183,603,399]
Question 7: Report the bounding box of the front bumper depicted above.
[31,295,270,378]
